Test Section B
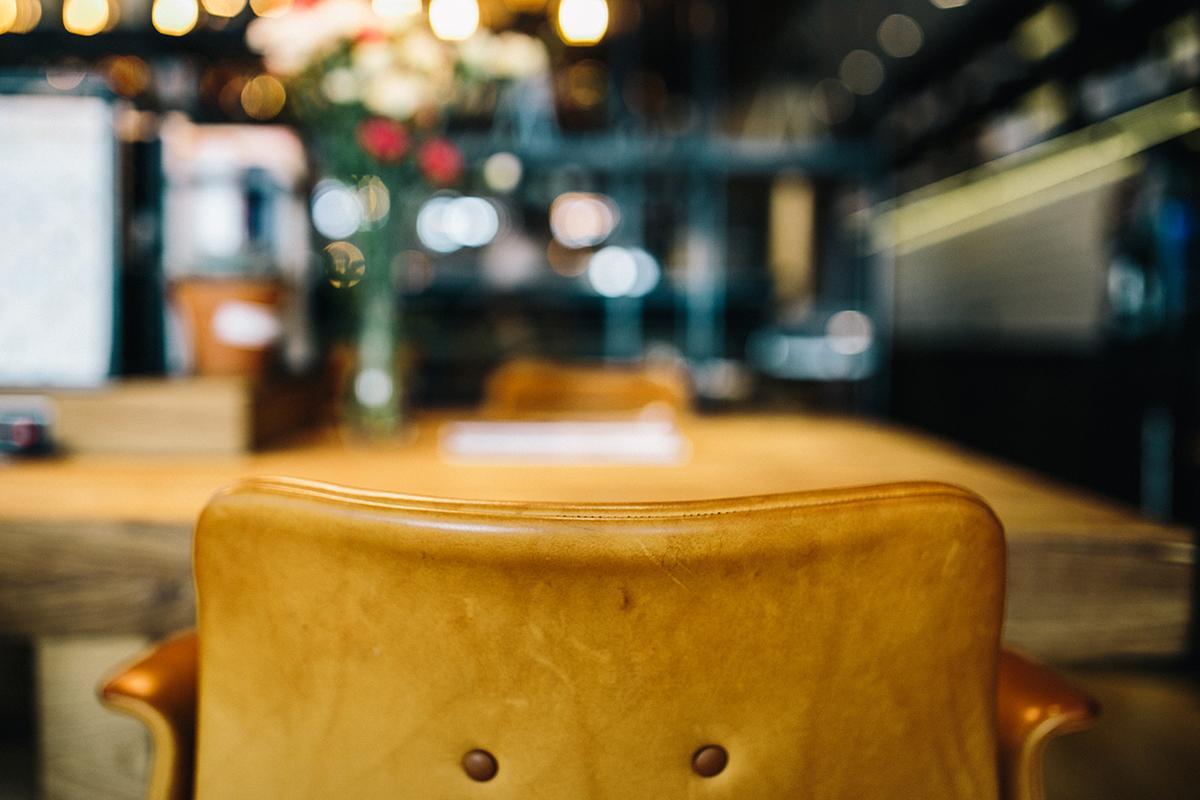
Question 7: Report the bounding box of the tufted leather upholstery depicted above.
[101,478,1095,799]
[482,359,691,417]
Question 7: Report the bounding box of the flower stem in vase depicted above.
[345,206,407,438]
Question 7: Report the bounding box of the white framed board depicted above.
[0,91,118,387]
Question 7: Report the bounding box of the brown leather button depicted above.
[692,744,728,777]
[462,749,498,782]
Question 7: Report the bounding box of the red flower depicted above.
[417,138,464,186]
[357,117,410,163]
[355,28,386,44]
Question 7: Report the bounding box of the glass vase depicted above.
[339,206,408,439]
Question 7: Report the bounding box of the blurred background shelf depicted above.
[2,0,1200,797]
[2,376,326,455]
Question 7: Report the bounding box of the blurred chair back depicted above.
[191,479,1005,799]
[482,358,690,417]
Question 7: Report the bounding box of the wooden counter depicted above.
[1,411,1191,660]
[1,411,1192,798]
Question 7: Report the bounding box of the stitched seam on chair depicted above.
[220,480,993,523]
[235,481,978,517]
[477,491,977,520]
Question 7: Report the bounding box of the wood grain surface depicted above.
[0,412,1192,660]
[36,636,151,800]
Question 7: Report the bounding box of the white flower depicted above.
[362,70,428,119]
[352,41,394,76]
[457,30,498,75]
[321,68,360,104]
[398,29,449,75]
[456,30,547,80]
[372,0,421,29]
[246,0,378,77]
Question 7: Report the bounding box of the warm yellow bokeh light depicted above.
[556,0,608,46]
[372,0,420,21]
[250,0,290,16]
[102,54,151,96]
[152,0,198,35]
[241,74,287,119]
[9,0,41,32]
[102,0,121,31]
[202,0,247,18]
[63,0,109,36]
[428,0,479,42]
[0,0,17,34]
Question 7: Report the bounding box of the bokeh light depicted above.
[151,0,199,37]
[0,0,18,34]
[101,55,151,97]
[627,248,660,297]
[357,176,391,226]
[839,50,885,96]
[810,78,855,125]
[556,0,608,46]
[482,152,523,193]
[878,13,923,58]
[549,192,619,249]
[587,246,638,297]
[324,241,367,289]
[443,197,500,248]
[416,195,501,252]
[103,0,120,31]
[354,367,394,408]
[428,0,479,42]
[826,310,874,355]
[240,74,287,119]
[312,180,364,240]
[10,0,41,33]
[481,233,541,288]
[372,0,420,21]
[202,0,247,18]
[62,0,109,36]
[250,0,291,16]
[586,246,658,298]
[6,0,32,33]
[217,75,249,117]
[45,65,87,91]
[416,196,459,253]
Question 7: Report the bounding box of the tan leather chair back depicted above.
[482,358,691,417]
[194,479,1005,799]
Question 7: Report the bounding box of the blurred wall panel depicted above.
[893,177,1125,348]
[767,175,815,310]
[37,636,150,800]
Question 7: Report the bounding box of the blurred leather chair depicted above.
[101,479,1095,800]
[482,358,690,417]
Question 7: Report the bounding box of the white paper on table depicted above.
[439,420,690,465]
[0,94,117,387]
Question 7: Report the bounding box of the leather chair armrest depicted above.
[996,648,1099,800]
[99,629,198,800]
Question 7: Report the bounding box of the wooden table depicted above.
[0,412,1193,798]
